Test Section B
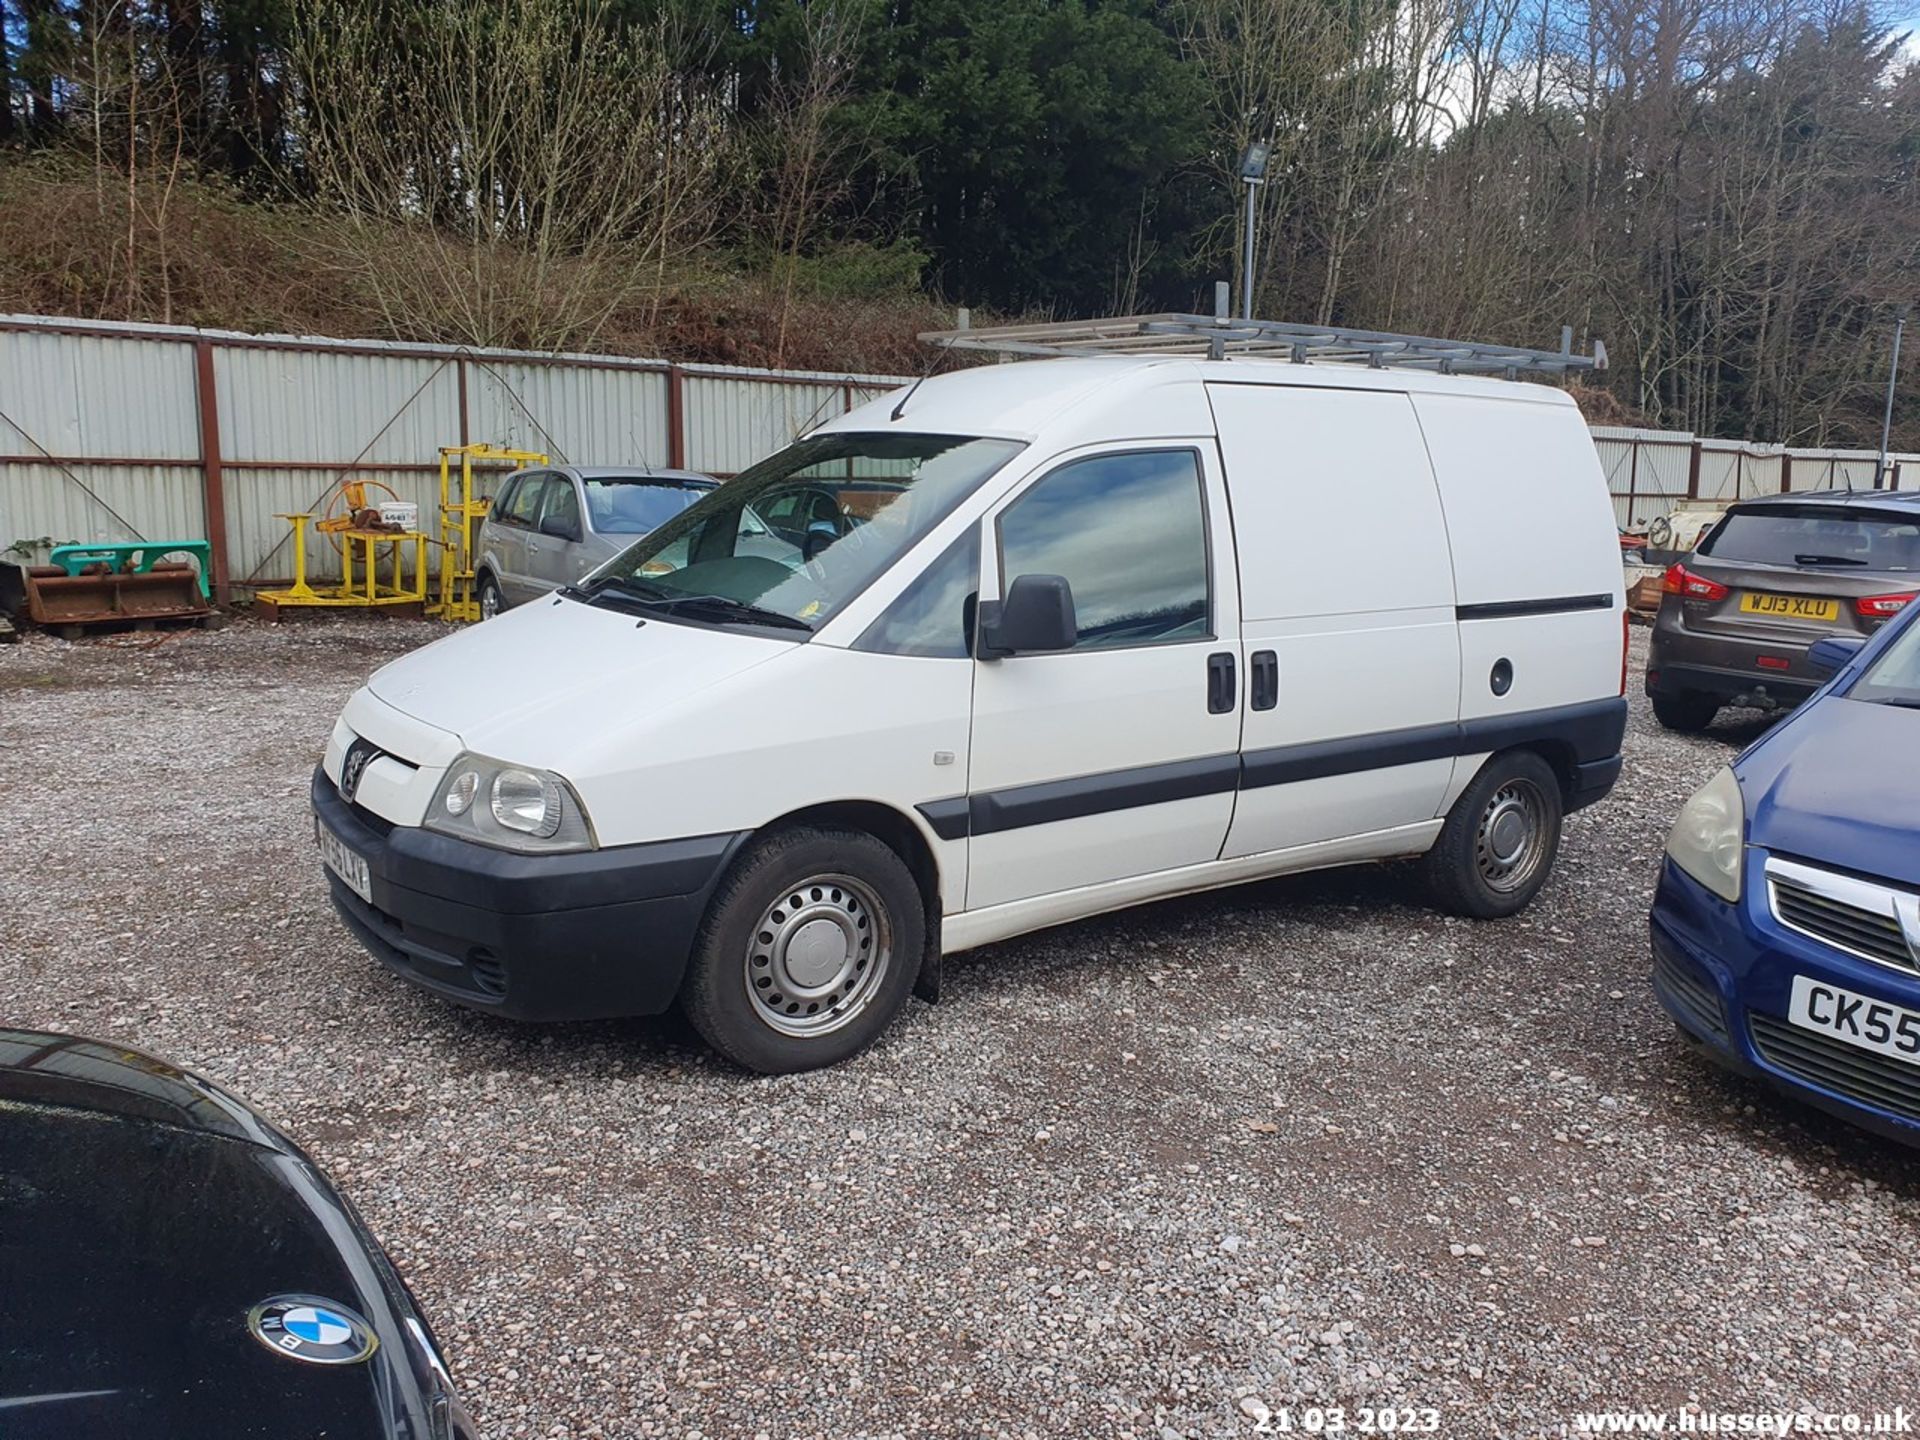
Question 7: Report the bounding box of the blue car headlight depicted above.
[1665,765,1745,903]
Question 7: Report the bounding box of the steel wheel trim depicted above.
[744,873,892,1038]
[1476,778,1551,894]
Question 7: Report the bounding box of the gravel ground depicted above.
[2,617,1917,1439]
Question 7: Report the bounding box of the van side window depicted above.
[853,527,979,658]
[997,450,1209,650]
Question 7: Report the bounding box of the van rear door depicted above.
[962,444,1242,911]
[1410,392,1625,738]
[1207,382,1461,857]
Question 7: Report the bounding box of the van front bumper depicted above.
[311,769,745,1021]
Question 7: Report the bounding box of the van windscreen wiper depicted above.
[561,574,670,613]
[648,593,814,631]
[564,576,811,631]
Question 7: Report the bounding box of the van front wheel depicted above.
[680,825,923,1073]
[1422,751,1563,919]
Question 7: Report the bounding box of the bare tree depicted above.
[286,0,737,351]
[758,0,872,366]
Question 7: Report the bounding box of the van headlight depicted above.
[426,755,594,852]
[1665,766,1745,903]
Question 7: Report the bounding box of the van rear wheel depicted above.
[1422,751,1563,919]
[680,825,923,1073]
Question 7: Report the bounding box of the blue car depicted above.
[1651,595,1920,1143]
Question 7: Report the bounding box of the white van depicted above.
[313,324,1627,1072]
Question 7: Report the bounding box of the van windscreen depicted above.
[581,433,1024,633]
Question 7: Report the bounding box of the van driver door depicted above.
[962,444,1243,913]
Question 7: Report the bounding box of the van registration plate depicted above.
[1740,592,1839,622]
[1789,975,1920,1069]
[315,819,373,903]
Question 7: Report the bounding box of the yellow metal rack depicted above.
[255,512,428,619]
[431,444,550,621]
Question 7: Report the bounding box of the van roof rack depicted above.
[919,307,1606,379]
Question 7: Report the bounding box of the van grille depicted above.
[467,949,509,998]
[1766,860,1917,974]
[1749,1012,1920,1123]
[349,802,395,837]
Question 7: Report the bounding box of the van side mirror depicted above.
[1807,634,1866,677]
[539,512,581,543]
[977,574,1077,659]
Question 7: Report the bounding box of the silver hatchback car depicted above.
[475,466,716,618]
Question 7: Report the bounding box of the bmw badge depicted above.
[248,1296,379,1365]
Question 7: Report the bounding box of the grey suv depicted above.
[475,466,715,618]
[1646,489,1920,731]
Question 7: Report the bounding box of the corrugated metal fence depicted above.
[0,315,907,601]
[1591,426,1919,528]
[5,314,1916,602]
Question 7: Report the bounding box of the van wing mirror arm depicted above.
[977,574,1077,659]
[975,599,1009,660]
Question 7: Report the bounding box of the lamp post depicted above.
[1876,302,1910,491]
[1237,142,1272,322]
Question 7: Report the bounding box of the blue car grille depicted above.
[1771,881,1914,972]
[1749,1012,1920,1123]
[1654,947,1728,1042]
[1766,859,1920,975]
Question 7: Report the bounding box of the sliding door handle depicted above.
[1251,650,1278,711]
[1207,651,1236,714]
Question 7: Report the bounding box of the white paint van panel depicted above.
[339,687,467,770]
[1243,610,1460,743]
[945,820,1442,953]
[1207,384,1456,622]
[329,688,466,826]
[965,795,1237,911]
[1456,606,1626,723]
[968,642,1229,790]
[365,596,792,751]
[1209,383,1460,858]
[1239,763,1455,852]
[964,638,1239,910]
[348,756,437,826]
[1410,392,1621,608]
[961,438,1244,911]
[560,644,973,907]
[346,602,972,905]
[824,357,1219,450]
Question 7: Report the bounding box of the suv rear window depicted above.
[1698,506,1920,571]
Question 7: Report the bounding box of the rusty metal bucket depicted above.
[18,562,212,628]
